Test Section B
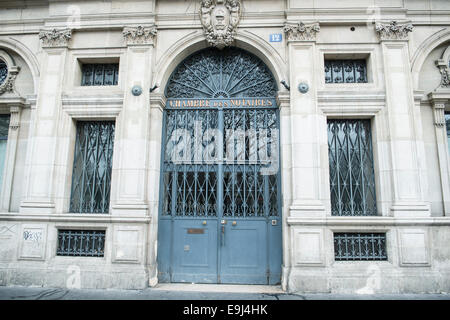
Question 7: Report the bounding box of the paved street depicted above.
[0,284,449,300]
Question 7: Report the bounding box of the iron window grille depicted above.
[81,63,119,86]
[0,59,7,85]
[69,121,115,214]
[334,232,387,261]
[324,59,367,83]
[57,229,105,257]
[328,119,377,216]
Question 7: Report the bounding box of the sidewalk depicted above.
[0,284,449,300]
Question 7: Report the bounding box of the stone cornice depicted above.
[283,22,320,42]
[375,21,413,41]
[123,25,157,46]
[38,28,72,47]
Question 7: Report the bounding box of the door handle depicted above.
[221,225,225,246]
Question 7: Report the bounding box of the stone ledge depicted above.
[0,213,151,224]
[286,216,450,226]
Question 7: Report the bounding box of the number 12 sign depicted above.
[269,33,282,42]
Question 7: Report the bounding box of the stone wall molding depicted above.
[123,25,157,46]
[39,28,72,48]
[375,21,413,41]
[283,22,320,42]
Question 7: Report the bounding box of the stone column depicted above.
[20,29,71,214]
[428,94,450,215]
[110,26,157,216]
[283,22,326,217]
[376,21,430,217]
[147,92,165,286]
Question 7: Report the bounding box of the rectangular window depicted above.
[334,232,387,261]
[81,63,119,86]
[70,121,115,214]
[57,229,105,257]
[445,112,450,156]
[324,59,367,83]
[0,115,10,195]
[328,119,377,216]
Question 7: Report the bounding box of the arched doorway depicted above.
[157,47,281,284]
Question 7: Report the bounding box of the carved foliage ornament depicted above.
[435,46,450,88]
[39,29,72,47]
[200,0,241,50]
[0,50,20,96]
[375,21,413,41]
[283,22,320,42]
[123,25,157,46]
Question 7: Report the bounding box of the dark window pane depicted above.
[328,119,377,216]
[70,121,115,213]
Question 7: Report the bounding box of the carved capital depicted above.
[200,0,241,50]
[39,29,72,48]
[283,22,320,42]
[375,21,413,41]
[123,25,157,46]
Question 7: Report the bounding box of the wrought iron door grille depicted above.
[328,119,377,216]
[70,121,115,214]
[81,63,119,86]
[162,108,279,218]
[334,232,387,261]
[324,59,367,83]
[0,59,7,85]
[165,47,277,99]
[56,230,105,257]
[162,47,280,219]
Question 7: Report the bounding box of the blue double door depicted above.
[157,107,282,285]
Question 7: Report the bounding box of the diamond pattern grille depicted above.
[328,119,377,216]
[70,121,115,214]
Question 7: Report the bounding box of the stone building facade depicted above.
[0,0,449,293]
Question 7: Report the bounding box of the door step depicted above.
[152,283,284,294]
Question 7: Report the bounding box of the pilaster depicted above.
[428,93,450,215]
[283,22,326,217]
[110,26,157,216]
[20,28,71,214]
[376,21,430,217]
